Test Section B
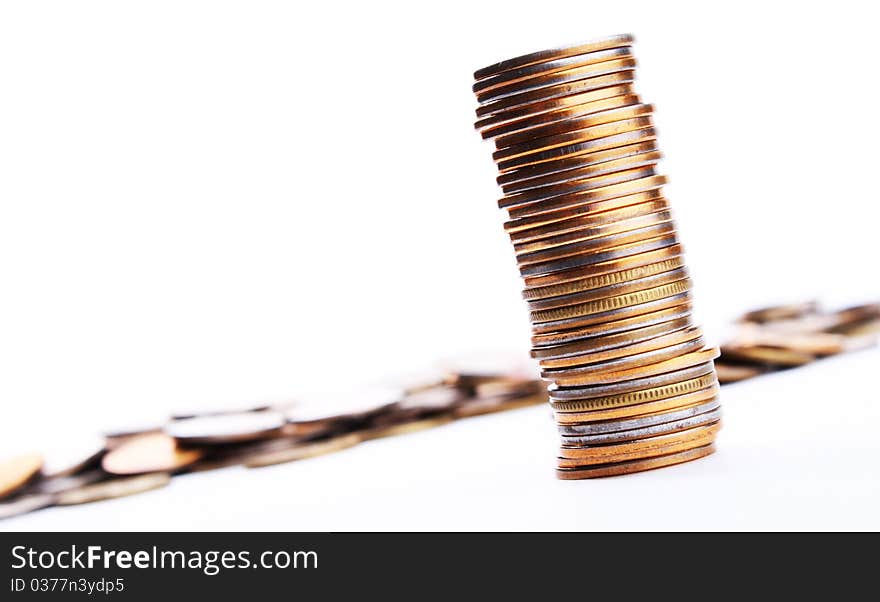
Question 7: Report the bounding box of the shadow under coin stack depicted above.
[472,34,722,478]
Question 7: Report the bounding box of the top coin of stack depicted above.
[472,34,722,478]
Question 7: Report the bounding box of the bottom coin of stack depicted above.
[471,34,723,477]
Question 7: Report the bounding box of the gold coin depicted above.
[481,93,641,140]
[556,443,716,479]
[559,398,720,436]
[245,433,362,468]
[551,366,716,410]
[0,453,43,499]
[713,361,764,384]
[55,473,171,506]
[478,57,638,106]
[497,127,656,173]
[519,222,676,274]
[476,70,636,119]
[550,360,713,400]
[554,387,719,424]
[523,239,680,289]
[531,278,690,325]
[501,165,658,210]
[543,335,705,381]
[553,380,719,418]
[526,265,687,312]
[532,299,692,347]
[538,322,699,369]
[506,190,666,237]
[101,433,204,475]
[522,254,684,302]
[473,34,634,81]
[551,347,720,387]
[474,46,635,96]
[494,103,653,150]
[557,421,720,466]
[507,174,668,219]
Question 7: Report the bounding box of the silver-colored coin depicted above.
[559,399,721,435]
[542,336,705,378]
[560,411,722,445]
[166,410,286,445]
[549,361,715,400]
[285,387,404,424]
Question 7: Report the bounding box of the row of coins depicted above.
[473,34,722,478]
[0,363,546,520]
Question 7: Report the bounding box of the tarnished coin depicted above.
[474,34,635,81]
[0,454,43,499]
[101,433,204,475]
[55,473,171,506]
[0,493,55,520]
[556,443,715,479]
[166,410,286,445]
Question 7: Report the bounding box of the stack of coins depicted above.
[472,34,722,478]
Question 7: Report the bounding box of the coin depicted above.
[0,454,43,499]
[556,443,716,479]
[27,469,108,496]
[713,361,765,384]
[550,347,719,387]
[101,433,204,475]
[482,93,642,140]
[560,407,722,445]
[720,345,815,367]
[506,174,668,218]
[55,473,171,506]
[245,433,362,468]
[556,421,720,466]
[474,34,635,81]
[476,51,637,100]
[526,266,687,313]
[476,70,637,119]
[550,360,715,400]
[166,410,287,445]
[559,398,721,435]
[532,301,693,347]
[454,392,548,418]
[0,493,55,520]
[538,321,698,368]
[554,388,720,425]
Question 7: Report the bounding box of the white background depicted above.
[1,1,878,530]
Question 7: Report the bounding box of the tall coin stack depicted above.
[472,34,722,478]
